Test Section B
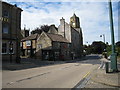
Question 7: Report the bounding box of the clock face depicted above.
[73,22,75,26]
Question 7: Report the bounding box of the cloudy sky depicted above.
[3,0,119,45]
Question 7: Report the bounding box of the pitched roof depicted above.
[2,1,23,11]
[46,33,70,43]
[21,34,38,41]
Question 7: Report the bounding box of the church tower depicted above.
[70,13,80,28]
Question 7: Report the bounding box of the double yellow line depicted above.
[83,71,91,79]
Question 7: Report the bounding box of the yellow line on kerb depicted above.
[83,71,91,79]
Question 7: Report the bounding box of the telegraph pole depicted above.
[108,0,118,72]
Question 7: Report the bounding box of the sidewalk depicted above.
[84,59,120,88]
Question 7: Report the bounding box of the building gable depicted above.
[36,31,52,51]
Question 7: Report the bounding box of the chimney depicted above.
[60,17,65,25]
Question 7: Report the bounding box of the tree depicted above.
[91,41,106,54]
[116,41,120,47]
[31,25,50,34]
[40,25,50,32]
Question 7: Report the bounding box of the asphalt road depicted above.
[2,54,101,88]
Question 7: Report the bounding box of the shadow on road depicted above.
[73,54,101,65]
[2,54,102,71]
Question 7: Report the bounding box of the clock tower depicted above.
[70,13,80,28]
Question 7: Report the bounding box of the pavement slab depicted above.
[84,58,120,89]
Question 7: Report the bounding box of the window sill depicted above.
[1,53,8,54]
[2,53,15,55]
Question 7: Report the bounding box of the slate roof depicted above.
[46,33,70,43]
[21,34,38,41]
[3,2,23,11]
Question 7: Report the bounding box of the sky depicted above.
[3,0,119,45]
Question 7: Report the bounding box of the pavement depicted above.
[84,57,120,89]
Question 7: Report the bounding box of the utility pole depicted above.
[109,0,118,72]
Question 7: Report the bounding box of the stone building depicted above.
[58,13,83,58]
[1,1,22,63]
[21,34,38,57]
[36,31,70,60]
[21,25,70,60]
[21,14,83,60]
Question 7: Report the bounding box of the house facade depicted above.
[21,34,38,57]
[1,1,22,63]
[36,32,70,60]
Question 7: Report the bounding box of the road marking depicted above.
[83,71,91,79]
[7,71,51,85]
[74,71,91,88]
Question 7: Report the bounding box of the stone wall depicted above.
[36,32,52,59]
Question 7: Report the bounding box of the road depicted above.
[2,54,101,88]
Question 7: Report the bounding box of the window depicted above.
[38,44,42,49]
[67,44,71,48]
[3,10,9,17]
[3,24,9,34]
[26,40,31,46]
[2,43,7,54]
[20,42,22,47]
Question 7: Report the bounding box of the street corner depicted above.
[84,68,120,88]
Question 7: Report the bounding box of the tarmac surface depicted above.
[2,54,120,89]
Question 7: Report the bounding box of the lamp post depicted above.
[109,0,118,72]
[100,34,105,43]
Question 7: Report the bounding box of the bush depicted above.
[106,45,112,56]
[116,47,120,56]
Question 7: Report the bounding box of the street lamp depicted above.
[108,0,118,72]
[86,41,88,46]
[100,34,105,43]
